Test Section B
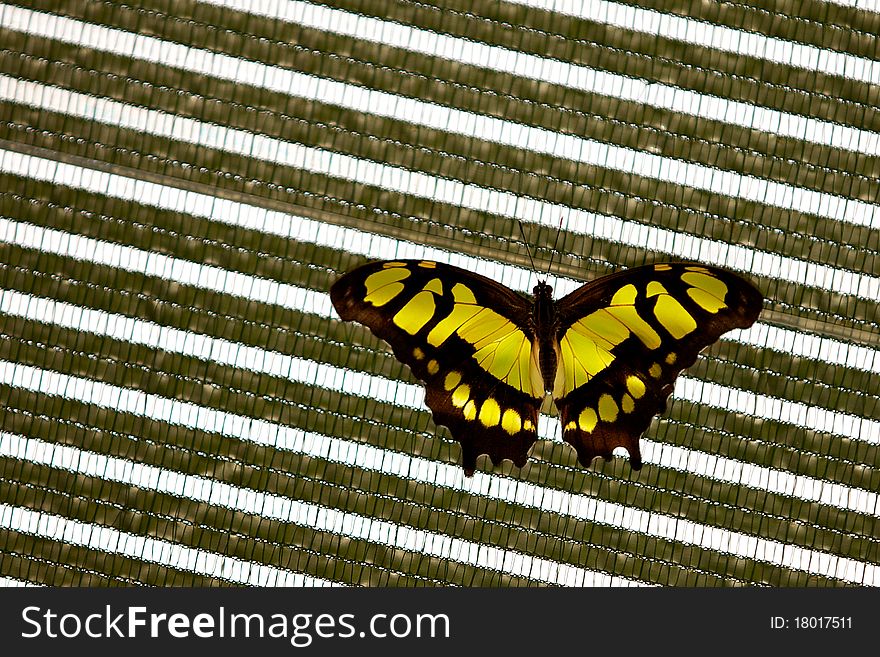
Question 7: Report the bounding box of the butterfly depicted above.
[330,259,763,476]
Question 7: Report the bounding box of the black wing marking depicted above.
[331,259,543,475]
[553,262,763,469]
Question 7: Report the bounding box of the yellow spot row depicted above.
[446,370,534,436]
[566,386,639,435]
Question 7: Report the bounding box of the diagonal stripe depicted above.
[500,0,880,84]
[1,8,879,224]
[0,435,645,587]
[2,285,876,515]
[1,135,878,301]
[0,501,336,586]
[199,0,880,151]
[0,363,873,583]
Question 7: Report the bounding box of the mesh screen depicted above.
[0,0,878,587]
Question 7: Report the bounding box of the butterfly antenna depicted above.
[516,219,538,278]
[545,215,566,276]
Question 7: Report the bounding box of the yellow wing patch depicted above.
[424,278,444,295]
[452,283,476,303]
[364,267,410,306]
[478,398,501,428]
[426,283,542,397]
[501,408,522,435]
[473,330,534,394]
[555,284,661,397]
[444,371,461,391]
[393,290,436,334]
[558,330,615,396]
[428,304,483,346]
[451,384,470,408]
[598,394,618,422]
[683,271,728,312]
[653,294,696,338]
[626,375,646,399]
[459,309,511,346]
[578,408,598,432]
[606,286,662,349]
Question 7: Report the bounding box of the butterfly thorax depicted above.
[532,281,559,394]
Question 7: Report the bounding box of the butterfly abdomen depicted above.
[532,281,560,393]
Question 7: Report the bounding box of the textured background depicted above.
[0,0,878,586]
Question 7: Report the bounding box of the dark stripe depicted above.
[3,26,878,270]
[2,325,877,571]
[0,239,877,489]
[0,526,226,586]
[0,402,854,586]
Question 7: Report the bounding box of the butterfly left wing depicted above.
[330,260,545,476]
[553,262,763,470]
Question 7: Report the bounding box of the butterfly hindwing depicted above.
[330,260,543,475]
[553,262,763,469]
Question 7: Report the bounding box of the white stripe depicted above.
[2,284,878,516]
[1,207,878,442]
[1,9,880,226]
[0,369,873,584]
[0,576,40,586]
[824,0,880,11]
[501,0,880,85]
[196,0,880,155]
[0,119,878,301]
[0,435,643,586]
[1,148,878,374]
[743,322,879,374]
[1,215,878,443]
[2,285,876,515]
[0,500,336,586]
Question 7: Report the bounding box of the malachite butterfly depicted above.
[331,260,763,476]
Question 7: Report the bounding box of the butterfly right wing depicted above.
[552,262,763,469]
[331,260,545,475]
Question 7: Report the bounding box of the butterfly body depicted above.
[331,259,762,476]
[531,281,561,394]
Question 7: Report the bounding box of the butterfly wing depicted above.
[330,260,544,476]
[553,262,763,469]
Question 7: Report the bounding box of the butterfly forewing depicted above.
[330,260,543,475]
[553,262,763,469]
